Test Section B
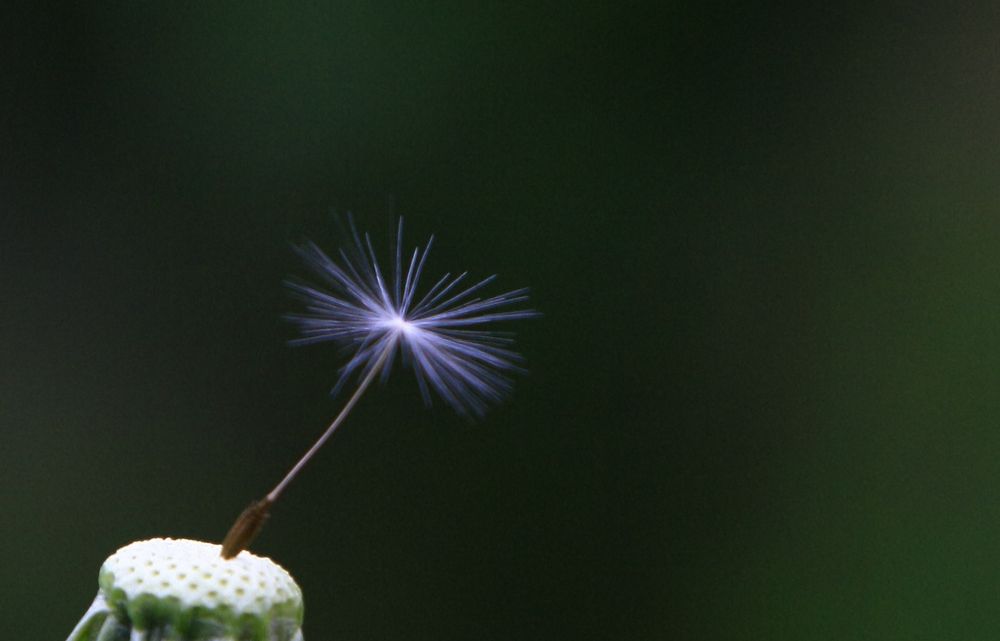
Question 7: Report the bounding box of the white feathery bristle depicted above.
[288,216,538,416]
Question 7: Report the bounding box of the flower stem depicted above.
[221,346,392,559]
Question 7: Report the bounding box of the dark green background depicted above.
[4,4,1000,639]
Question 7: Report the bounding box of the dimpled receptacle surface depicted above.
[101,538,301,614]
[83,538,303,641]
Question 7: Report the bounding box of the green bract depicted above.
[65,538,303,641]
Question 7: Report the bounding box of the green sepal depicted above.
[66,610,107,641]
[93,615,129,641]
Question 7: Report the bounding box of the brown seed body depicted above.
[221,497,273,559]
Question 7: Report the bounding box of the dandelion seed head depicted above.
[288,216,537,417]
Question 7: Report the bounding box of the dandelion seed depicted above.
[220,216,537,558]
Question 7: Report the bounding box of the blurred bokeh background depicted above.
[4,3,1000,639]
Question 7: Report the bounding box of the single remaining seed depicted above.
[219,216,537,557]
